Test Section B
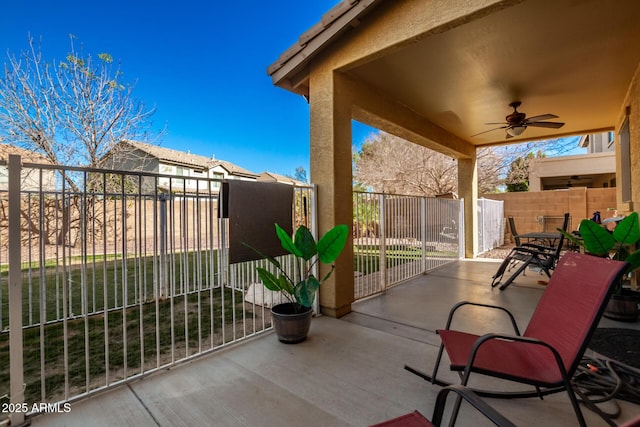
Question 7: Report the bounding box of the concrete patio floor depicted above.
[29,258,640,426]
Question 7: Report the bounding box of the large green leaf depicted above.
[294,275,320,308]
[579,219,614,255]
[558,228,582,248]
[294,225,317,260]
[278,274,295,295]
[242,242,281,269]
[256,267,295,295]
[256,267,283,292]
[612,211,640,246]
[275,223,302,257]
[317,224,349,263]
[625,249,640,273]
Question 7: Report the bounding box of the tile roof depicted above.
[267,0,382,87]
[257,171,306,186]
[0,144,53,163]
[212,159,258,179]
[120,140,257,178]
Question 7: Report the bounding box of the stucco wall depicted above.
[528,152,616,191]
[483,187,616,240]
[618,60,640,213]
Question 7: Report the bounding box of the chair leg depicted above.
[565,382,587,427]
[499,260,530,290]
[430,344,446,384]
[491,257,512,287]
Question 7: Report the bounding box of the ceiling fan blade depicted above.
[525,113,558,122]
[471,126,507,137]
[526,121,565,129]
[484,122,509,125]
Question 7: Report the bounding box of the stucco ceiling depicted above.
[346,0,640,146]
[270,0,640,148]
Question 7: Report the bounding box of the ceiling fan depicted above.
[473,101,565,139]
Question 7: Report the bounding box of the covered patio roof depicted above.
[269,0,640,147]
[267,0,640,317]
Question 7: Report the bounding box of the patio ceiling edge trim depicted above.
[266,0,383,91]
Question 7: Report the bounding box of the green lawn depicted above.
[354,244,456,273]
[0,287,252,404]
[0,243,456,404]
[1,249,221,327]
[0,250,260,404]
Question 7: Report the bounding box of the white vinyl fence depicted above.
[477,198,505,255]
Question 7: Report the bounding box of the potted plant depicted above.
[562,212,640,321]
[250,223,348,343]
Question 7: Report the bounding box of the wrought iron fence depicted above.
[0,155,313,424]
[0,154,506,424]
[353,193,505,299]
[353,192,464,300]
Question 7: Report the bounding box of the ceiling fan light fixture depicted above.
[507,125,526,136]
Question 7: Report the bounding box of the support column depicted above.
[309,70,354,318]
[458,152,478,258]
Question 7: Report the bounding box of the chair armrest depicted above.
[519,242,555,252]
[462,333,569,385]
[512,245,555,257]
[443,302,520,335]
[432,385,516,427]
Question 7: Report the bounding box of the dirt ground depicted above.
[476,243,516,259]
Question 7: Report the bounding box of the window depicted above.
[159,164,173,173]
[619,113,632,202]
[172,166,188,187]
[607,131,615,150]
[211,172,224,189]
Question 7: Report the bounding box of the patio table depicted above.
[519,231,561,247]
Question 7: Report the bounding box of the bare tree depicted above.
[0,35,161,245]
[353,132,505,196]
[353,132,579,196]
[354,132,455,195]
[0,35,159,180]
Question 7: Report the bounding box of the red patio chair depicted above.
[370,385,515,427]
[406,252,627,427]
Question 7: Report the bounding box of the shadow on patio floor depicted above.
[29,258,639,427]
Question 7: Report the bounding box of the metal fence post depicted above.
[159,193,168,298]
[458,198,466,258]
[378,194,387,291]
[420,197,427,273]
[8,154,25,426]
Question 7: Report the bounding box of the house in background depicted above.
[257,171,306,186]
[101,140,258,194]
[0,144,56,192]
[581,132,615,154]
[528,133,616,191]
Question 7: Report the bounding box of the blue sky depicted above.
[0,0,376,176]
[1,1,584,177]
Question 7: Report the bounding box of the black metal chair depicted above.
[370,384,515,427]
[492,213,570,290]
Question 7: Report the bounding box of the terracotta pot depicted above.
[270,303,313,343]
[604,290,640,322]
